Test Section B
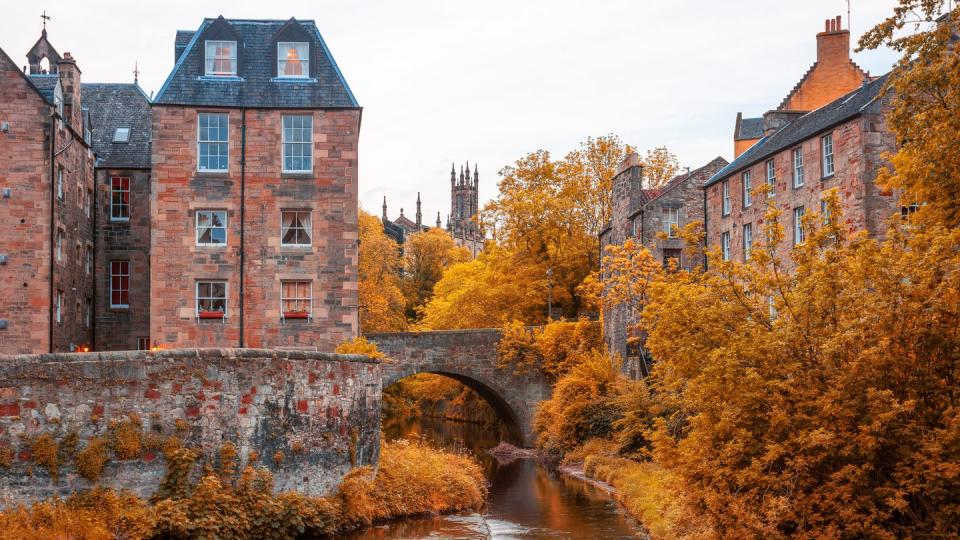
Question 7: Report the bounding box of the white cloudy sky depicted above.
[4,0,900,220]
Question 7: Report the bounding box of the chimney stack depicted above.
[57,52,83,128]
[817,15,850,65]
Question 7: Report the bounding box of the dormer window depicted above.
[113,128,130,143]
[205,40,237,76]
[277,42,308,77]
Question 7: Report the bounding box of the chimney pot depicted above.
[836,15,842,31]
[825,19,831,32]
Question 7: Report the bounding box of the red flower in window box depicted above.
[283,311,309,319]
[198,311,224,319]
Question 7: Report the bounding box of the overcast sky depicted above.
[4,1,899,221]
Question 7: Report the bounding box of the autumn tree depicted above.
[640,146,680,189]
[401,228,470,317]
[358,211,406,333]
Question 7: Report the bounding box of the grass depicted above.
[0,438,487,539]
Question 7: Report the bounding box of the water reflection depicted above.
[345,415,642,539]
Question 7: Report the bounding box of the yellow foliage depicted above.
[402,227,470,313]
[335,336,386,360]
[496,318,603,378]
[110,417,142,460]
[30,434,59,481]
[75,437,110,482]
[358,210,407,333]
[581,455,673,539]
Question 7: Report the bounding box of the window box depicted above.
[283,310,310,319]
[198,310,225,320]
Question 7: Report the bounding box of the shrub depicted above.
[76,437,110,482]
[335,336,386,360]
[110,417,142,460]
[0,446,11,469]
[497,318,603,379]
[30,434,59,481]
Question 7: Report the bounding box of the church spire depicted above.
[460,165,464,185]
[415,192,422,229]
[474,163,479,184]
[436,212,442,228]
[451,162,456,183]
[382,196,387,220]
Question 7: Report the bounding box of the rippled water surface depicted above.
[345,416,643,539]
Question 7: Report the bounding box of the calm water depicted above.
[345,416,643,539]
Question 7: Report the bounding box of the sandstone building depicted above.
[0,16,360,354]
[599,154,728,375]
[381,161,485,257]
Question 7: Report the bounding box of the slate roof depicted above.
[82,83,152,169]
[706,74,888,188]
[382,219,406,245]
[155,17,358,108]
[735,116,764,140]
[27,74,59,103]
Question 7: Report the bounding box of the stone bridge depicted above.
[366,329,552,446]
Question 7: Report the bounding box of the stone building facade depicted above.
[0,32,95,354]
[705,76,897,267]
[1,17,359,354]
[599,154,728,376]
[150,17,361,350]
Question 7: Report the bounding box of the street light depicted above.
[546,268,553,321]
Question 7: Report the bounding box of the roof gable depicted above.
[0,46,56,105]
[154,17,358,109]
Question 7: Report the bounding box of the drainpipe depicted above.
[702,186,709,271]
[91,168,98,351]
[239,108,246,348]
[48,110,56,353]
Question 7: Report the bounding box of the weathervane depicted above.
[41,10,51,30]
[133,61,140,84]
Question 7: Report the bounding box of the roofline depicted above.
[155,19,209,102]
[0,46,55,105]
[150,102,362,111]
[648,157,728,204]
[309,24,359,107]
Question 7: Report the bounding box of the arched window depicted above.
[39,56,50,73]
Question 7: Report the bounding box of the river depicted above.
[345,415,643,539]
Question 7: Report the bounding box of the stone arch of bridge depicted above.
[383,368,527,445]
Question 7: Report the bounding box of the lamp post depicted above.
[546,267,553,320]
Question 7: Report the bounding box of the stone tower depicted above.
[450,161,480,239]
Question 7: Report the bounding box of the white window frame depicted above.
[197,112,229,172]
[277,42,309,78]
[55,290,62,324]
[794,206,806,245]
[766,159,776,195]
[204,40,237,76]
[630,217,639,238]
[721,231,731,261]
[110,176,130,222]
[281,280,312,319]
[85,187,92,218]
[57,166,64,200]
[136,337,150,350]
[110,260,130,309]
[663,207,680,237]
[281,209,312,246]
[743,223,753,261]
[793,148,804,188]
[281,115,313,173]
[196,210,228,246]
[196,281,228,319]
[56,230,63,262]
[722,181,731,216]
[742,170,752,208]
[821,133,834,178]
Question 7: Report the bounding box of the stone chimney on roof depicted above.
[817,16,850,65]
[57,51,83,129]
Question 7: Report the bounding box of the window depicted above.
[663,207,680,237]
[281,281,312,319]
[662,248,682,270]
[204,40,237,76]
[282,115,313,172]
[722,181,731,215]
[792,148,804,188]
[766,160,776,195]
[110,177,130,221]
[84,298,91,328]
[56,230,63,262]
[821,199,831,224]
[196,281,227,318]
[821,133,834,177]
[793,206,806,245]
[277,42,309,77]
[743,223,753,261]
[57,166,64,200]
[198,113,229,171]
[110,261,129,308]
[630,217,639,238]
[55,290,63,324]
[196,210,227,246]
[136,337,150,351]
[721,232,731,261]
[85,188,92,218]
[85,246,92,274]
[113,128,130,143]
[281,210,312,246]
[742,170,752,208]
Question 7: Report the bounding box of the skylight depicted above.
[113,128,130,143]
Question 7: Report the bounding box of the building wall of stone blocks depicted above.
[150,106,360,350]
[705,100,897,267]
[0,348,381,504]
[0,54,95,355]
[94,168,151,351]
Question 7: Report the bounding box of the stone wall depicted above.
[0,348,381,505]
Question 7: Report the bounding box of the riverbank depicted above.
[0,439,487,539]
[559,455,671,539]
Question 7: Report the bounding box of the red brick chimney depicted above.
[57,52,83,129]
[817,15,850,66]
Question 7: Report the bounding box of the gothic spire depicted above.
[436,212,442,228]
[460,165,464,184]
[474,163,479,183]
[415,192,422,228]
[465,161,470,178]
[450,162,456,183]
[382,195,387,220]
